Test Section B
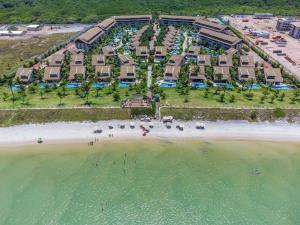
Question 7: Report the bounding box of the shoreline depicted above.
[1,120,300,148]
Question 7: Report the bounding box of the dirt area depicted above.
[0,24,89,40]
[225,15,300,79]
[0,32,75,75]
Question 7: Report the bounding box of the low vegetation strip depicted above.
[1,0,300,23]
[0,107,133,127]
[160,107,300,121]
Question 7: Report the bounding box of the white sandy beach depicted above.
[0,120,300,147]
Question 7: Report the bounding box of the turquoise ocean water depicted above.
[0,139,299,225]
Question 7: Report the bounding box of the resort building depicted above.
[92,54,106,66]
[189,65,206,83]
[68,66,86,81]
[164,66,181,82]
[186,46,201,59]
[253,13,273,19]
[15,68,34,84]
[130,41,140,51]
[70,53,84,66]
[102,46,116,57]
[120,65,136,81]
[225,48,238,56]
[114,15,152,25]
[159,15,197,26]
[154,46,167,60]
[289,22,300,39]
[197,55,211,66]
[218,54,232,67]
[97,17,116,33]
[48,54,64,67]
[119,55,134,65]
[136,46,149,58]
[43,67,61,83]
[193,18,227,32]
[95,65,112,80]
[167,55,185,66]
[198,28,242,50]
[264,68,283,85]
[240,55,255,67]
[75,26,105,51]
[213,66,231,82]
[238,67,256,82]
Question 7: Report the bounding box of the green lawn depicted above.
[160,88,300,109]
[0,86,137,108]
[0,33,74,75]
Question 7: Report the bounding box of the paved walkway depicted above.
[147,65,152,88]
[181,32,189,56]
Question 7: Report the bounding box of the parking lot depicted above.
[224,15,300,78]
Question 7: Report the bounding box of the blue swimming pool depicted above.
[160,82,176,88]
[38,83,46,89]
[92,82,109,88]
[119,82,135,87]
[245,84,261,89]
[190,83,208,88]
[7,85,20,91]
[65,83,81,88]
[214,83,234,89]
[272,85,291,90]
[114,35,121,39]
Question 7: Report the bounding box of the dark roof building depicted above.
[164,66,181,81]
[92,54,106,66]
[167,55,185,66]
[238,67,256,81]
[264,68,283,84]
[68,66,86,81]
[95,65,112,80]
[120,65,136,81]
[213,66,231,82]
[198,28,242,50]
[43,66,61,82]
[16,68,34,83]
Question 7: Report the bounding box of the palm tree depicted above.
[57,90,64,106]
[18,84,26,105]
[7,79,16,103]
[81,80,92,105]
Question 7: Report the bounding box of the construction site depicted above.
[224,15,300,79]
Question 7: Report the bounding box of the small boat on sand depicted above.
[130,122,135,129]
[196,122,205,130]
[93,126,102,134]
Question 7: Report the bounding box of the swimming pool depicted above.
[65,83,81,88]
[214,83,234,89]
[92,82,109,88]
[7,85,20,91]
[38,83,46,89]
[190,83,208,88]
[160,82,176,88]
[272,85,291,90]
[119,82,135,87]
[245,84,261,89]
